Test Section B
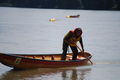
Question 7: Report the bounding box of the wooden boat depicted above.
[66,15,80,18]
[0,52,92,69]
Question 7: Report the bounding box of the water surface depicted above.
[0,7,120,80]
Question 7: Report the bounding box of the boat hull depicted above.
[0,52,92,69]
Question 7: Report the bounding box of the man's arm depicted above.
[79,37,84,51]
[63,31,73,42]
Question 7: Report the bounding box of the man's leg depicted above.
[70,46,78,60]
[61,42,68,60]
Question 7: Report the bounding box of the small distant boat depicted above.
[66,15,80,18]
[49,18,56,22]
[0,52,92,69]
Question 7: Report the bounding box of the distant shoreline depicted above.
[0,0,120,10]
[0,6,120,11]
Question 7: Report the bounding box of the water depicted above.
[0,7,120,80]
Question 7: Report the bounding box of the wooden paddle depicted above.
[75,44,93,64]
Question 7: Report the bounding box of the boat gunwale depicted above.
[0,52,92,62]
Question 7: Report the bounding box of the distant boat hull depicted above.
[0,52,92,69]
[66,15,80,18]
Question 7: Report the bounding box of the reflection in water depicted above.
[0,68,56,80]
[71,70,77,80]
[0,67,91,80]
[62,68,91,80]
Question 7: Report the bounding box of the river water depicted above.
[0,7,120,80]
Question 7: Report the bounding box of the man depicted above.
[61,28,84,60]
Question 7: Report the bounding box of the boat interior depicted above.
[17,52,89,61]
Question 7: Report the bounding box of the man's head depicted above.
[74,28,82,37]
